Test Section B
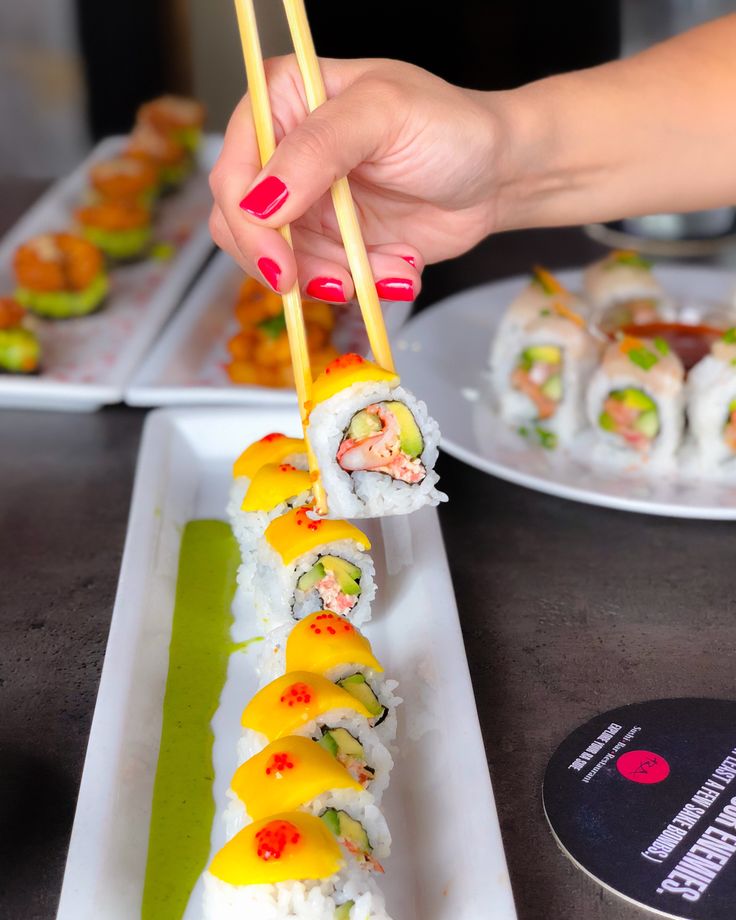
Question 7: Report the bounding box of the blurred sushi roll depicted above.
[127,123,192,191]
[307,354,446,518]
[0,297,41,374]
[203,811,393,920]
[583,250,671,333]
[686,329,736,473]
[76,200,153,262]
[13,233,109,319]
[228,432,308,520]
[223,736,391,871]
[88,155,159,207]
[587,336,685,468]
[490,270,600,444]
[136,95,205,154]
[239,672,394,797]
[258,611,400,750]
[251,508,376,632]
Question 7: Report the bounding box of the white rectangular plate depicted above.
[56,406,517,920]
[125,250,413,407]
[0,135,222,411]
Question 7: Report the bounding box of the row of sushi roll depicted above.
[489,254,736,473]
[6,96,205,340]
[200,354,447,918]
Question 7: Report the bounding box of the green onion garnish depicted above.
[723,328,736,344]
[653,337,670,355]
[628,347,659,370]
[535,426,558,450]
[257,311,287,340]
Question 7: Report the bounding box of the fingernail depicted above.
[399,255,417,267]
[257,257,281,292]
[239,176,288,219]
[376,278,414,302]
[306,277,347,303]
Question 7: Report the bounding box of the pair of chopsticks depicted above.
[233,0,396,515]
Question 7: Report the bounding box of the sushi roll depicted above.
[127,123,192,190]
[490,273,600,444]
[583,250,669,333]
[239,672,394,796]
[229,432,308,516]
[0,298,41,374]
[76,200,153,261]
[686,329,736,473]
[229,461,312,554]
[587,336,685,468]
[88,155,159,206]
[203,811,393,920]
[306,354,446,518]
[13,233,108,319]
[251,508,376,631]
[223,736,391,870]
[258,611,400,749]
[136,95,205,153]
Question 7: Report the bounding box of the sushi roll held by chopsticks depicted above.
[686,328,736,474]
[587,336,685,468]
[306,354,446,518]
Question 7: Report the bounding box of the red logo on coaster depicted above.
[617,750,670,784]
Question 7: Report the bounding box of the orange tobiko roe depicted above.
[13,234,104,292]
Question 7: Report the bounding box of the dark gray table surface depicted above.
[1,182,734,920]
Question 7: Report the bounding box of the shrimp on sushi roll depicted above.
[686,329,736,474]
[76,200,153,261]
[307,354,446,518]
[136,95,205,153]
[587,336,685,468]
[13,233,108,319]
[203,811,393,920]
[88,155,159,206]
[0,298,41,374]
[127,123,191,190]
[583,250,670,333]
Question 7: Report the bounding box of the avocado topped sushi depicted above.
[88,155,159,207]
[76,200,153,261]
[127,124,192,190]
[0,297,40,374]
[13,233,109,319]
[136,95,206,153]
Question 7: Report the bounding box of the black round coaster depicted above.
[543,699,736,919]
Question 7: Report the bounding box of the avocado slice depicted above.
[385,401,424,459]
[321,809,372,854]
[335,902,354,920]
[297,561,326,592]
[318,729,339,757]
[599,410,616,432]
[321,555,362,596]
[337,674,387,722]
[320,808,341,837]
[635,409,659,439]
[540,374,563,400]
[347,409,382,441]
[609,388,656,412]
[328,727,366,759]
[729,398,736,414]
[523,345,562,365]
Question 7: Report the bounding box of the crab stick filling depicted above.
[511,345,563,420]
[337,401,426,484]
[725,399,736,452]
[599,388,660,448]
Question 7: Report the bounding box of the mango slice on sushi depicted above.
[242,672,372,741]
[241,463,313,513]
[307,354,446,518]
[232,432,307,481]
[265,507,370,565]
[285,611,383,676]
[230,736,362,821]
[210,812,343,885]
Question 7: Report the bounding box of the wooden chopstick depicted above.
[233,0,328,514]
[281,0,396,374]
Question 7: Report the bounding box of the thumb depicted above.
[237,78,395,227]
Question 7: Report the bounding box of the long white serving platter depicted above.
[125,250,413,407]
[56,406,517,920]
[0,135,221,411]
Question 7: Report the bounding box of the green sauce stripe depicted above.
[141,520,240,920]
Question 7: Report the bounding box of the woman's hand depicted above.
[209,57,505,302]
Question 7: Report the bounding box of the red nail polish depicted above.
[376,278,414,302]
[258,257,281,292]
[399,255,417,267]
[306,277,347,303]
[239,176,289,219]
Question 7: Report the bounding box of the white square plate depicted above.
[56,406,517,920]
